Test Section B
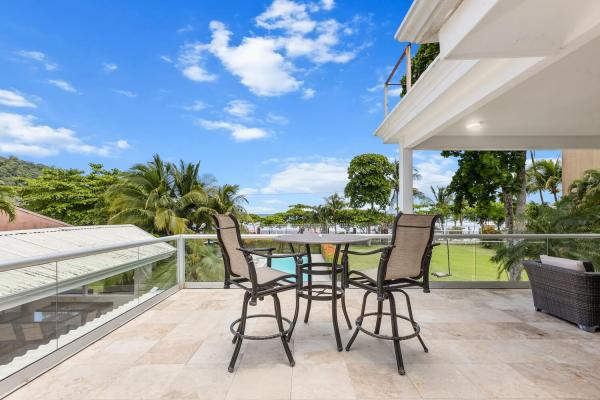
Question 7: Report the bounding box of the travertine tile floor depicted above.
[6,289,600,400]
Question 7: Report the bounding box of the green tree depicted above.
[0,156,48,186]
[401,43,440,96]
[205,184,247,216]
[19,164,120,225]
[323,193,346,232]
[492,198,600,279]
[108,155,197,235]
[428,186,452,228]
[441,151,527,233]
[527,157,562,204]
[569,169,600,208]
[390,161,426,210]
[345,154,394,211]
[0,186,16,221]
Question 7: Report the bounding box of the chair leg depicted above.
[287,289,300,342]
[346,291,370,351]
[304,267,312,323]
[273,294,295,366]
[388,292,406,375]
[232,291,248,344]
[374,299,384,334]
[229,292,251,372]
[399,289,428,353]
[341,292,352,329]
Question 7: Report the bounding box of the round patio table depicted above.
[273,234,369,351]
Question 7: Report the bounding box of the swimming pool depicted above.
[271,256,308,275]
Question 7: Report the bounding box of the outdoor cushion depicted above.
[540,255,586,272]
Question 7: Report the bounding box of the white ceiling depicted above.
[439,34,600,139]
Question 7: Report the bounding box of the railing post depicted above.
[384,84,389,116]
[405,43,412,91]
[176,235,185,287]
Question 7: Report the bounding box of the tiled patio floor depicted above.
[6,288,600,399]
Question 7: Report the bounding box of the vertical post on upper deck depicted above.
[176,235,186,287]
[405,44,412,91]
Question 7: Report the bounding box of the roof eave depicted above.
[394,0,463,43]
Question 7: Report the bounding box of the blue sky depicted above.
[0,0,560,213]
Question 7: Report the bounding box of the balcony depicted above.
[1,232,600,399]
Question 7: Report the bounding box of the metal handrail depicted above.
[1,232,599,273]
[384,43,412,116]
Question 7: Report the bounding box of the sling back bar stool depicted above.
[213,214,303,372]
[344,213,439,375]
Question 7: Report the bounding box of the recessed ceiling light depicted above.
[466,121,484,131]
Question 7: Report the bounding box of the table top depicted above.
[272,233,370,245]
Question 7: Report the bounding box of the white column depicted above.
[399,143,413,213]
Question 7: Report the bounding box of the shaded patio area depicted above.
[6,288,600,400]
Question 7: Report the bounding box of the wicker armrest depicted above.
[343,245,394,256]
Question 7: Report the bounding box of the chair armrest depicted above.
[343,245,394,256]
[237,247,305,259]
[245,247,276,253]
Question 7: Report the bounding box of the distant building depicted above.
[0,207,70,231]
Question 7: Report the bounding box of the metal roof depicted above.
[0,225,175,311]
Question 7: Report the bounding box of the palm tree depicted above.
[569,169,600,208]
[108,154,191,235]
[323,193,346,232]
[390,161,425,211]
[429,185,452,228]
[527,151,545,205]
[205,184,248,216]
[527,158,562,204]
[0,186,16,222]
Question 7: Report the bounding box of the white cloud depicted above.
[16,50,45,62]
[239,187,259,196]
[0,112,128,157]
[174,0,362,97]
[266,112,288,125]
[177,24,194,33]
[16,50,57,70]
[208,21,301,96]
[160,55,173,63]
[115,139,130,149]
[413,153,455,195]
[0,89,36,108]
[112,89,137,98]
[184,100,207,111]
[103,62,118,73]
[302,88,315,99]
[261,158,347,194]
[177,43,217,82]
[321,0,335,10]
[225,99,254,118]
[256,0,317,34]
[48,79,78,93]
[196,119,269,141]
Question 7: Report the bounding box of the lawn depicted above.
[346,243,508,282]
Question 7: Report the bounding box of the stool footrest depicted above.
[355,312,421,341]
[230,314,292,340]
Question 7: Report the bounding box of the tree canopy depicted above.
[19,164,120,225]
[0,156,48,186]
[344,154,394,211]
[441,151,527,232]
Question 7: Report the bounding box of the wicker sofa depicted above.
[523,259,599,332]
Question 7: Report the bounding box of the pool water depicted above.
[271,256,309,280]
